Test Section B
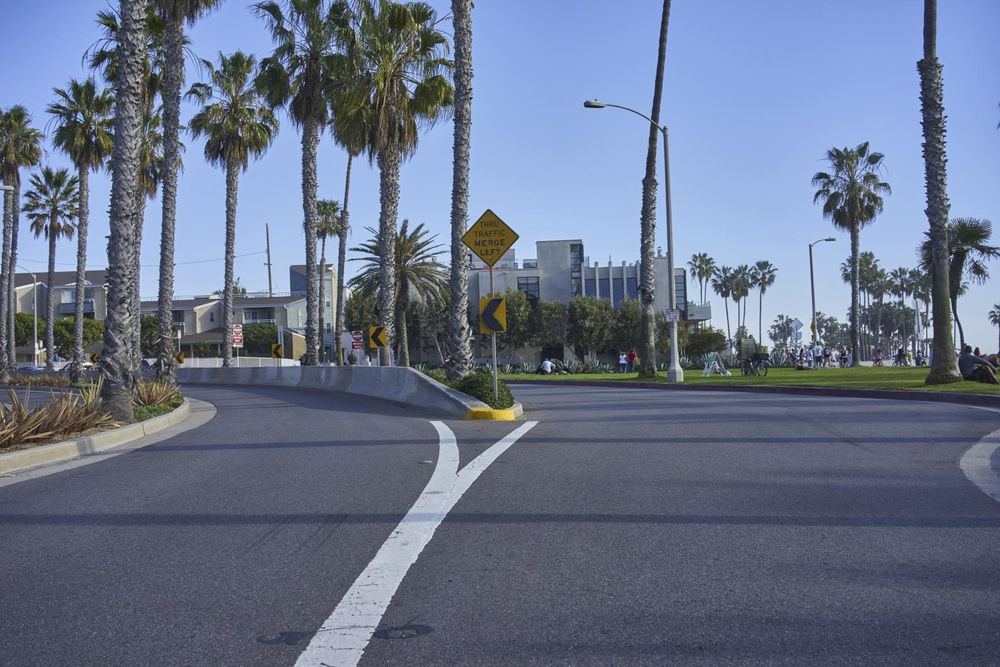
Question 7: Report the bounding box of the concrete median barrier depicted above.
[176,366,501,419]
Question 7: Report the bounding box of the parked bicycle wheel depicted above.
[741,359,753,376]
[756,360,768,376]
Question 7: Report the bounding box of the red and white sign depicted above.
[232,324,244,347]
[351,330,364,350]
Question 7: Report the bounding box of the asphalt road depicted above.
[1,383,999,665]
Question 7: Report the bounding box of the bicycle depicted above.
[741,353,769,377]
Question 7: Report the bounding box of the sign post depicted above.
[232,324,243,367]
[462,209,518,402]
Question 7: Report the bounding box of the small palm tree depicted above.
[920,217,999,349]
[812,142,891,366]
[47,78,114,382]
[751,260,777,345]
[154,0,221,384]
[189,50,279,368]
[711,265,734,347]
[255,0,349,365]
[349,220,447,367]
[730,264,754,332]
[0,106,44,375]
[316,198,341,362]
[989,304,1000,355]
[23,167,79,370]
[337,0,454,365]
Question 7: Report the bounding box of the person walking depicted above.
[618,352,628,374]
[627,349,637,373]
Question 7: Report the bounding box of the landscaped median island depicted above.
[419,368,516,409]
[500,366,1000,397]
[0,379,184,454]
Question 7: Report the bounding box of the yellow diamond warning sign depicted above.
[462,209,518,268]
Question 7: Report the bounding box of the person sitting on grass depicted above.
[538,358,554,375]
[958,345,998,385]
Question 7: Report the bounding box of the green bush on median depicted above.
[452,371,515,410]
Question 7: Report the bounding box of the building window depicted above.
[326,322,332,331]
[570,243,583,297]
[210,312,215,323]
[585,277,596,296]
[599,277,610,298]
[517,276,539,302]
[626,276,638,300]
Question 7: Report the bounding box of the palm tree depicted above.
[889,266,911,351]
[0,106,44,376]
[989,304,1000,354]
[326,86,366,367]
[729,264,753,333]
[446,0,474,381]
[86,3,168,377]
[909,267,929,353]
[23,168,79,371]
[349,220,447,367]
[337,0,453,366]
[628,0,672,377]
[918,0,960,383]
[687,253,716,304]
[316,198,341,362]
[812,142,891,366]
[100,0,149,422]
[711,265,734,348]
[255,0,349,366]
[751,260,776,345]
[919,218,999,349]
[189,50,279,368]
[154,0,220,384]
[47,78,114,382]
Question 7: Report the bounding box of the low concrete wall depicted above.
[176,366,489,418]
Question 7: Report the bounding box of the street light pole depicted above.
[583,99,683,382]
[14,264,37,368]
[809,237,836,346]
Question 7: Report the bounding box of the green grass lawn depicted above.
[499,366,1000,396]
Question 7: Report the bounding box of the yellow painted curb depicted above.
[465,406,517,421]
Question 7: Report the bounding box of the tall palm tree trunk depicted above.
[301,117,319,366]
[376,149,401,367]
[848,225,861,366]
[45,229,57,370]
[334,154,351,366]
[637,0,671,379]
[723,298,731,348]
[950,293,964,349]
[446,0,473,381]
[396,287,409,367]
[8,187,21,370]
[919,0,959,382]
[70,167,90,382]
[156,14,184,383]
[130,195,145,370]
[758,290,763,344]
[221,159,238,367]
[0,189,13,376]
[318,235,326,363]
[101,0,147,422]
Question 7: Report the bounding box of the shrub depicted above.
[134,380,183,408]
[0,380,118,451]
[453,372,514,410]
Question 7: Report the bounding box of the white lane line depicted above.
[960,424,1000,505]
[295,420,538,667]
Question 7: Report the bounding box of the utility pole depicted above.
[265,223,273,297]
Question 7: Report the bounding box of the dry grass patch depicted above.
[0,380,118,451]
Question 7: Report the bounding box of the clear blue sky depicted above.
[2,0,998,348]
